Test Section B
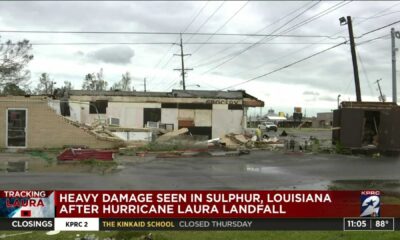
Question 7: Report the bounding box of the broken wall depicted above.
[0,97,119,149]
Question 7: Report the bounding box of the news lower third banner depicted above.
[0,190,400,231]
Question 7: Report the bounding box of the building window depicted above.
[143,108,161,126]
[89,100,108,114]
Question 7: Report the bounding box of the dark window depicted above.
[143,108,161,125]
[60,101,71,116]
[162,103,212,109]
[178,103,212,109]
[228,104,243,110]
[161,103,178,108]
[186,127,212,139]
[89,100,108,114]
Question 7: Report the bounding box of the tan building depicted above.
[312,112,333,128]
[0,90,263,149]
[0,96,120,149]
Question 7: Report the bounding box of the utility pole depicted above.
[375,78,385,102]
[144,77,147,92]
[391,28,399,103]
[174,33,193,90]
[340,16,362,102]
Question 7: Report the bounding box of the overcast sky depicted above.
[0,1,399,116]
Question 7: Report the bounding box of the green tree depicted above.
[110,71,133,91]
[82,68,107,91]
[120,71,132,91]
[2,82,26,95]
[35,73,56,94]
[62,81,73,91]
[0,37,34,86]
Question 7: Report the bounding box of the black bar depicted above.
[228,104,243,110]
[344,218,395,231]
[343,218,370,231]
[0,218,54,230]
[371,218,394,231]
[395,218,400,231]
[99,218,343,231]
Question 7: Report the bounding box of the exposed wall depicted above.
[161,108,178,130]
[0,97,119,149]
[212,104,243,138]
[63,96,247,139]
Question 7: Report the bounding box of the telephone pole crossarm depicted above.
[172,33,193,90]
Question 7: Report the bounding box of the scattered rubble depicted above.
[156,128,189,142]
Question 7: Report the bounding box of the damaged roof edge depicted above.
[66,89,264,105]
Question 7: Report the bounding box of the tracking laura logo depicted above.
[0,191,55,218]
[360,191,380,217]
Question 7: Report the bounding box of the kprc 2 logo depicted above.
[360,191,380,217]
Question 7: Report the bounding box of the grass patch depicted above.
[136,142,199,152]
[80,159,118,175]
[28,150,54,165]
[328,180,400,190]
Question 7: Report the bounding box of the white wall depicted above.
[47,100,61,114]
[212,104,243,138]
[178,109,194,120]
[194,110,212,127]
[161,108,179,130]
[68,102,82,123]
[113,131,152,141]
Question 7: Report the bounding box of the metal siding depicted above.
[340,108,363,148]
[379,109,400,151]
[332,109,341,144]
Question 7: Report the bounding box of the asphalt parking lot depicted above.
[0,149,399,191]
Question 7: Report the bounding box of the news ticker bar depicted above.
[0,218,399,231]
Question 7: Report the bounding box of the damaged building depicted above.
[0,96,121,149]
[332,101,400,152]
[51,89,264,140]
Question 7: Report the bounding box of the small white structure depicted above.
[51,89,264,139]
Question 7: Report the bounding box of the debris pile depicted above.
[156,128,189,142]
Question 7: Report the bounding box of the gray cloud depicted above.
[0,1,397,108]
[87,46,135,64]
[303,91,320,96]
[319,96,336,101]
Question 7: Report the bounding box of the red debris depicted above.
[57,148,114,161]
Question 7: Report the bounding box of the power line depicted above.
[190,1,316,67]
[357,51,375,97]
[197,1,350,72]
[355,19,400,38]
[184,1,226,43]
[165,1,225,90]
[201,1,351,74]
[219,17,397,90]
[277,1,352,35]
[149,1,209,90]
[228,1,351,76]
[18,41,345,46]
[219,42,346,90]
[181,1,210,34]
[190,1,249,55]
[0,30,341,38]
[200,1,322,75]
[357,34,390,46]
